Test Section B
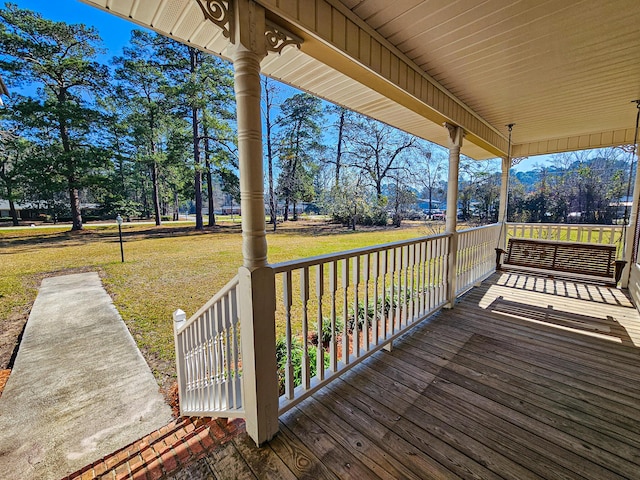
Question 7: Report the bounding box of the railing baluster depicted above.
[283,271,294,400]
[372,251,380,347]
[316,264,324,382]
[352,255,361,358]
[408,243,415,322]
[440,236,447,305]
[427,239,434,311]
[419,241,426,316]
[398,247,405,330]
[380,250,388,341]
[230,287,240,408]
[301,267,310,390]
[342,257,350,365]
[329,261,338,372]
[208,300,215,412]
[389,247,396,335]
[362,253,370,352]
[214,304,222,410]
[223,292,232,410]
[194,320,202,412]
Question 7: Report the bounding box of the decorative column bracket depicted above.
[511,156,528,167]
[265,20,302,54]
[444,122,464,147]
[196,0,234,39]
[196,1,302,55]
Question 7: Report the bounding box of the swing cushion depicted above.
[497,238,623,284]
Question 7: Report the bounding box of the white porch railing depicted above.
[506,222,624,248]
[456,223,502,295]
[272,233,452,413]
[173,223,506,419]
[173,275,244,417]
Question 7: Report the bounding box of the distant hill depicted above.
[512,157,629,193]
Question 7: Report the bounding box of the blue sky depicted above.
[13,0,552,172]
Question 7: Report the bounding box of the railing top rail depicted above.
[271,232,451,273]
[457,222,501,235]
[176,274,239,334]
[506,222,623,229]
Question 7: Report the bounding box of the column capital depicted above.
[228,0,267,59]
[444,123,464,149]
[203,0,302,60]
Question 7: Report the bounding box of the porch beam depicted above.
[512,128,638,157]
[231,0,279,446]
[256,0,508,158]
[445,123,463,307]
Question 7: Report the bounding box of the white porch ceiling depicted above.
[337,0,640,158]
[80,0,640,160]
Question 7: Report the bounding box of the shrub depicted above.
[275,335,330,395]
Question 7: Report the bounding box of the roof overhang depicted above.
[80,0,640,160]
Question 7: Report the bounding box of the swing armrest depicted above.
[615,260,627,283]
[495,247,506,271]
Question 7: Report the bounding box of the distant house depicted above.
[0,200,37,220]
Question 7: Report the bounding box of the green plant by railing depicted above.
[275,336,331,395]
[347,287,415,332]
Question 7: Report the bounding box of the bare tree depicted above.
[414,141,445,216]
[262,76,279,230]
[345,117,415,198]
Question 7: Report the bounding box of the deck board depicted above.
[212,272,640,479]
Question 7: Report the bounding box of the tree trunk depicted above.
[151,161,161,226]
[142,178,150,219]
[351,203,356,231]
[58,89,83,230]
[206,161,216,227]
[190,48,203,230]
[193,106,203,230]
[293,200,298,221]
[8,198,18,226]
[173,191,179,221]
[283,198,289,221]
[202,121,216,227]
[335,108,345,187]
[69,184,82,230]
[263,77,277,231]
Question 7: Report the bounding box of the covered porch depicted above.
[195,271,640,479]
[81,0,640,456]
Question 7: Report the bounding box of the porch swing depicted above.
[496,102,640,285]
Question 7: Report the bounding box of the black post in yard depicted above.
[116,215,124,262]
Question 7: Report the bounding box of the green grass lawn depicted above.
[0,219,445,387]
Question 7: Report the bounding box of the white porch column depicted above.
[445,123,463,307]
[497,156,510,251]
[230,0,279,445]
[621,145,640,288]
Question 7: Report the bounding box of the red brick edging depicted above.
[63,416,245,480]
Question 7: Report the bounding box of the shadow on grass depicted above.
[0,224,243,252]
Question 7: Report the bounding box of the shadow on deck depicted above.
[184,272,640,479]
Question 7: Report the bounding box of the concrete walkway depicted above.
[0,272,173,480]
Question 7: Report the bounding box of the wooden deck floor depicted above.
[200,272,640,479]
